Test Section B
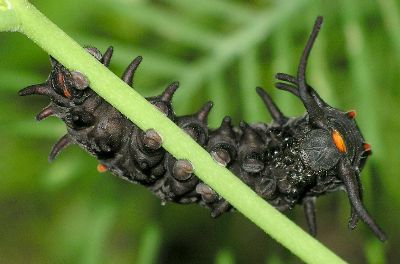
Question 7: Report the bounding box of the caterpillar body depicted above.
[18,17,386,241]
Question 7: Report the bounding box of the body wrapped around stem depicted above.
[18,17,386,241]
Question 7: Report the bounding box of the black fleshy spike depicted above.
[275,73,327,107]
[122,56,143,87]
[84,46,102,61]
[275,82,300,96]
[49,134,71,161]
[101,46,114,67]
[276,73,297,84]
[18,83,53,97]
[275,73,300,97]
[19,83,69,107]
[215,116,233,135]
[349,206,360,230]
[215,116,235,140]
[161,81,179,102]
[196,101,213,122]
[303,197,317,237]
[297,16,327,129]
[349,171,363,229]
[36,104,55,121]
[338,158,386,241]
[256,87,288,125]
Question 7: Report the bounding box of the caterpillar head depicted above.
[275,16,385,241]
[18,46,114,108]
[18,47,115,127]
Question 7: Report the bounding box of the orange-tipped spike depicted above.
[332,130,347,153]
[363,143,371,152]
[97,164,107,173]
[347,110,356,119]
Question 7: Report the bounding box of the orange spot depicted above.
[346,110,356,119]
[63,87,71,98]
[97,164,107,173]
[62,87,71,98]
[332,130,347,153]
[363,143,371,152]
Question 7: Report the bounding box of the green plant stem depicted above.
[0,5,18,31]
[1,1,346,263]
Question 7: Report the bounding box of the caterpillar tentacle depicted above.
[18,17,386,241]
[36,104,55,121]
[101,46,114,67]
[49,134,71,161]
[122,56,142,86]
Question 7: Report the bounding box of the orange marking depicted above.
[62,87,71,98]
[332,130,347,153]
[346,110,356,119]
[57,73,71,98]
[97,164,107,173]
[363,143,371,152]
[57,73,64,86]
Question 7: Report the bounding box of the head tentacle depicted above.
[296,16,328,129]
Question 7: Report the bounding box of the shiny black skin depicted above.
[18,17,386,241]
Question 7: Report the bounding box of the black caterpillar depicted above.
[18,17,386,241]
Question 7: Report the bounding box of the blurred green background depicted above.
[1,0,399,263]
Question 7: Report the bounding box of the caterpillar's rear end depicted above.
[19,17,386,241]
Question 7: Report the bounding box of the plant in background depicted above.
[0,1,392,260]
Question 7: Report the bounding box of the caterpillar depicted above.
[18,16,386,241]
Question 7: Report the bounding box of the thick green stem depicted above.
[0,1,19,31]
[0,1,346,263]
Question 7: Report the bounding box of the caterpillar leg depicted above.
[303,196,317,237]
[196,183,218,204]
[211,200,231,218]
